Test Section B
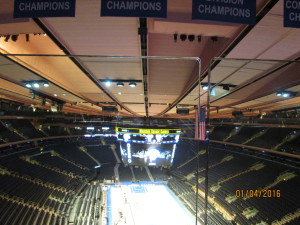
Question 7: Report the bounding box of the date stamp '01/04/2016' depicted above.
[235,189,281,198]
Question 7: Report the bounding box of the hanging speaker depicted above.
[232,111,243,118]
[177,108,189,115]
[102,106,118,113]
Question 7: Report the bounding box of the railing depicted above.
[210,140,300,160]
[0,135,84,149]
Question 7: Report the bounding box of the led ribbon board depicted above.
[116,127,182,135]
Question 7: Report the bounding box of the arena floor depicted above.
[106,183,195,225]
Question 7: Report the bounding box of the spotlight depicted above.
[33,82,40,88]
[282,93,290,98]
[197,35,202,42]
[4,35,10,42]
[25,83,32,88]
[180,34,187,41]
[129,82,137,87]
[26,34,30,42]
[222,85,230,91]
[232,111,244,118]
[188,35,195,42]
[202,85,208,90]
[41,98,46,106]
[117,82,124,87]
[176,108,189,115]
[211,36,218,42]
[118,92,122,95]
[276,91,296,98]
[54,94,58,97]
[43,82,49,87]
[57,103,64,111]
[105,81,111,87]
[11,35,18,42]
[174,33,178,42]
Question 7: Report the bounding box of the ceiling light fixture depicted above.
[222,85,230,91]
[33,82,40,88]
[41,98,46,106]
[25,83,32,88]
[174,33,178,42]
[26,34,30,42]
[43,82,49,87]
[117,82,124,87]
[188,35,195,42]
[105,81,112,87]
[23,80,50,88]
[118,92,122,95]
[283,93,290,98]
[211,36,218,42]
[4,35,10,42]
[11,35,18,42]
[202,83,236,91]
[180,34,187,41]
[129,82,137,87]
[197,35,202,42]
[276,91,296,98]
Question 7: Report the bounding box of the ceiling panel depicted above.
[123,104,146,115]
[148,60,197,95]
[41,0,140,56]
[78,58,142,80]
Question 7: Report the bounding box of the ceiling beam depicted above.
[139,18,149,117]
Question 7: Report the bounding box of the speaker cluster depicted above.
[174,34,202,42]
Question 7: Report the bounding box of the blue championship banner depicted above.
[14,0,76,18]
[101,0,167,18]
[192,0,256,24]
[284,0,300,28]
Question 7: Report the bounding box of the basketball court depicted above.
[106,183,195,225]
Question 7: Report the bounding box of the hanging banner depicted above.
[101,0,167,18]
[14,0,76,18]
[284,0,300,28]
[192,0,256,24]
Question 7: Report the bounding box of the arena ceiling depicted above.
[0,0,300,119]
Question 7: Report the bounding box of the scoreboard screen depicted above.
[116,127,181,167]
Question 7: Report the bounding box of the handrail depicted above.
[0,135,84,149]
[210,140,300,160]
[210,122,300,129]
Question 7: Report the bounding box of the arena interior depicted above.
[0,0,300,225]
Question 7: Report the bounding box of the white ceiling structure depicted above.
[0,0,300,119]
